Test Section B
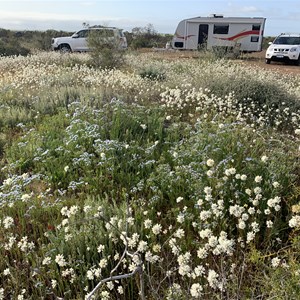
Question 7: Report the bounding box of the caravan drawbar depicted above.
[172,14,266,52]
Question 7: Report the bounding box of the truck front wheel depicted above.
[265,59,271,64]
[59,44,71,53]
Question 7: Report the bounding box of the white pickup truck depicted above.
[265,33,300,65]
[51,27,127,52]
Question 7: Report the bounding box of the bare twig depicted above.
[86,264,143,300]
[86,194,145,300]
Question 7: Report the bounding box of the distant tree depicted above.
[87,28,125,69]
[0,39,30,56]
[129,24,172,49]
[130,24,159,49]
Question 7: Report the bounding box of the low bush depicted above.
[87,29,125,69]
[0,40,30,56]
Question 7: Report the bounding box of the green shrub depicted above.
[87,29,125,69]
[139,68,166,81]
[0,39,30,56]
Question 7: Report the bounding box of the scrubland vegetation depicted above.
[0,48,299,300]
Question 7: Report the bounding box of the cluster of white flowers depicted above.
[17,236,35,252]
[3,216,14,229]
[152,223,162,235]
[190,283,203,297]
[42,256,51,265]
[166,283,182,300]
[55,254,67,267]
[289,215,300,228]
[178,252,192,276]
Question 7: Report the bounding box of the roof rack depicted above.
[209,14,224,18]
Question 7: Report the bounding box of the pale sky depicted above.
[0,0,299,36]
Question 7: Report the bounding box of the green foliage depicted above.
[0,39,30,56]
[139,68,166,81]
[0,28,74,53]
[87,28,125,69]
[129,24,171,49]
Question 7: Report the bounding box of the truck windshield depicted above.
[273,37,300,45]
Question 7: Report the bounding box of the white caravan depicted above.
[172,15,266,52]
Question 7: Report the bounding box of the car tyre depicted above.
[59,44,71,53]
[265,59,271,64]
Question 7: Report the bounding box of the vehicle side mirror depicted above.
[268,42,272,45]
[72,33,79,38]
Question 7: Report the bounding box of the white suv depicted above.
[51,27,127,52]
[265,33,300,65]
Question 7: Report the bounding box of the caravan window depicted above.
[252,24,261,31]
[213,24,229,34]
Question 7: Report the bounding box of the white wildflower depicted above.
[207,170,214,177]
[177,213,185,223]
[60,206,69,216]
[42,256,51,265]
[21,193,31,202]
[100,291,110,300]
[176,196,184,203]
[137,240,148,252]
[117,286,124,294]
[206,159,215,167]
[106,281,114,290]
[152,244,161,253]
[152,223,162,235]
[273,181,280,188]
[69,205,78,216]
[245,188,252,195]
[3,216,14,229]
[174,228,185,239]
[238,220,246,230]
[197,247,208,259]
[99,258,108,268]
[190,283,203,297]
[199,210,211,221]
[289,215,300,228]
[255,176,262,183]
[55,254,67,267]
[271,257,281,268]
[207,269,219,289]
[241,174,247,181]
[254,187,262,194]
[3,268,10,276]
[97,244,105,253]
[144,219,152,229]
[204,186,212,194]
[51,280,57,288]
[246,231,256,243]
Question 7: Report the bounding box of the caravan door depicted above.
[185,22,209,50]
[198,24,209,49]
